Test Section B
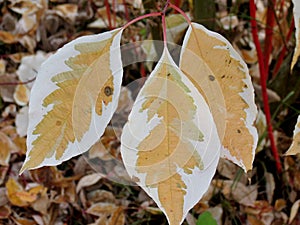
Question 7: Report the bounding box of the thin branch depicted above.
[169,3,191,25]
[122,12,162,30]
[250,0,282,173]
[105,0,112,30]
[264,0,276,79]
[273,18,295,77]
[0,77,36,86]
[122,0,130,21]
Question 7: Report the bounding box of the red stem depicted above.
[250,0,282,173]
[173,0,181,13]
[140,62,146,77]
[162,0,171,46]
[122,12,162,30]
[169,3,191,24]
[273,18,295,77]
[174,0,181,7]
[264,0,276,79]
[105,0,112,30]
[112,0,117,28]
[122,0,130,21]
[280,0,285,11]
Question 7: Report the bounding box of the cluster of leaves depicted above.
[0,0,300,225]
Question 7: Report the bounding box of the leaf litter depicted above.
[0,0,300,224]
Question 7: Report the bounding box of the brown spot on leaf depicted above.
[104,86,113,96]
[209,75,215,81]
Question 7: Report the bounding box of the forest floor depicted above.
[0,0,300,224]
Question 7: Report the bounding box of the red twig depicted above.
[122,12,162,29]
[140,62,146,77]
[250,0,282,173]
[264,0,276,79]
[112,0,117,28]
[280,0,285,12]
[169,3,191,24]
[173,0,181,13]
[105,0,112,30]
[273,18,295,77]
[122,0,130,21]
[174,0,181,7]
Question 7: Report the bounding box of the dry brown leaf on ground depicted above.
[245,201,275,225]
[0,205,11,219]
[5,178,29,207]
[289,199,300,224]
[76,173,103,193]
[212,179,258,206]
[0,131,16,166]
[15,106,29,137]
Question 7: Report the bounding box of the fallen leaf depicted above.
[212,179,258,206]
[0,187,8,206]
[86,190,116,204]
[11,217,37,225]
[76,173,103,193]
[13,84,30,106]
[0,30,17,44]
[0,74,18,102]
[54,4,78,22]
[220,15,239,30]
[0,131,14,166]
[0,59,6,75]
[16,51,49,89]
[289,199,300,224]
[5,178,28,207]
[108,206,125,225]
[265,172,275,203]
[0,205,11,219]
[86,202,119,216]
[15,106,29,137]
[274,199,286,212]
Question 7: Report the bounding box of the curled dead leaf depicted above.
[16,106,29,137]
[13,84,30,106]
[6,178,29,207]
[289,199,300,224]
[0,205,11,219]
[76,173,103,193]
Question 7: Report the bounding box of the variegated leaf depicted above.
[285,115,300,155]
[20,28,123,173]
[180,22,258,172]
[121,48,221,225]
[292,0,300,70]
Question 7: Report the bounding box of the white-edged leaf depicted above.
[285,115,300,155]
[180,22,258,172]
[292,0,300,70]
[121,47,221,225]
[20,28,123,173]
